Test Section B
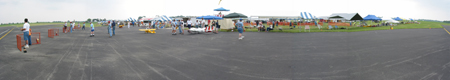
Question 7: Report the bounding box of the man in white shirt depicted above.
[21,18,31,47]
[64,22,67,33]
[201,18,205,28]
[195,20,199,28]
[171,20,177,35]
[71,22,75,33]
[187,19,192,29]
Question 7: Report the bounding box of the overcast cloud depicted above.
[0,0,449,23]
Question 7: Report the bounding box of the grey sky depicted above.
[0,0,449,23]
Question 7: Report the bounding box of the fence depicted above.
[328,22,351,26]
[16,32,41,51]
[48,28,59,38]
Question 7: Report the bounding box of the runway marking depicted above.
[0,28,14,41]
[0,29,10,35]
[419,72,437,80]
[108,44,144,80]
[444,28,450,35]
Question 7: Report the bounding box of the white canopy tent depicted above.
[382,17,400,23]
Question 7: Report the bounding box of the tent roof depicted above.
[329,13,363,20]
[196,16,223,20]
[393,17,403,21]
[214,7,230,11]
[329,16,344,18]
[252,16,301,19]
[363,15,382,20]
[223,12,248,18]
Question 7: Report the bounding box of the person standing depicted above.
[171,20,177,35]
[70,22,74,33]
[187,19,192,30]
[90,22,95,37]
[276,21,279,28]
[201,18,205,28]
[214,20,220,33]
[112,20,116,36]
[82,22,86,30]
[195,20,199,28]
[272,20,275,29]
[236,19,245,40]
[64,22,67,33]
[162,21,166,29]
[21,18,31,48]
[178,20,184,34]
[256,20,259,27]
[128,22,130,29]
[107,21,110,35]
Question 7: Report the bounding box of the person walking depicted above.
[236,19,245,40]
[21,18,31,48]
[90,22,95,37]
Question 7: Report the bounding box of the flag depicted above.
[218,0,222,5]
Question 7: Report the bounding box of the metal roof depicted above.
[329,13,363,20]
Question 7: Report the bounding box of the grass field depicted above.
[220,21,450,33]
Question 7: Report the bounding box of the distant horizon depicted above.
[1,0,449,23]
[0,18,448,24]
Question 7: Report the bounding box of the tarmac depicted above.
[0,24,449,80]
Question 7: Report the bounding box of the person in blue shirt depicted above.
[90,22,95,37]
[70,22,73,33]
[235,19,245,40]
[178,20,184,34]
[82,22,86,30]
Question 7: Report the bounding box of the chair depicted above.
[328,25,333,30]
[335,25,338,29]
[305,25,310,32]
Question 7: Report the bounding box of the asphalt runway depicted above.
[0,25,450,80]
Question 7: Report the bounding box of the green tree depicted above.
[87,18,92,22]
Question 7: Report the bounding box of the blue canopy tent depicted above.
[214,7,230,11]
[363,15,382,25]
[393,17,403,21]
[363,15,382,20]
[196,16,223,20]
